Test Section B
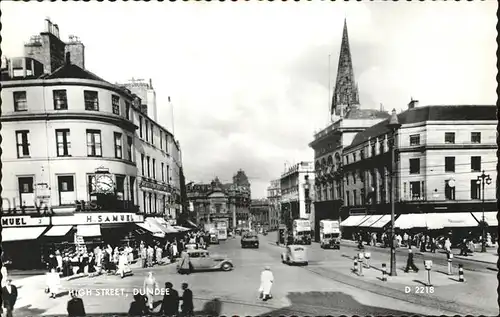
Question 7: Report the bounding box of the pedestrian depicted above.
[67,290,86,317]
[403,232,409,247]
[420,234,426,252]
[179,250,191,275]
[430,237,437,253]
[2,278,18,317]
[156,245,163,265]
[1,261,9,288]
[160,282,180,317]
[357,233,364,250]
[46,268,61,298]
[143,272,158,311]
[117,251,130,279]
[47,254,58,271]
[128,294,148,316]
[141,245,147,268]
[404,248,419,273]
[444,237,452,253]
[258,266,274,301]
[55,250,63,274]
[147,246,154,267]
[180,283,194,317]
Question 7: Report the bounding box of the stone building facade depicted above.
[266,179,281,230]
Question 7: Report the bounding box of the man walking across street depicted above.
[180,283,194,317]
[1,278,18,317]
[404,247,419,273]
[160,282,180,316]
[143,272,158,311]
[67,290,86,317]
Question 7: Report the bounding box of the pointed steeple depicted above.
[331,19,360,117]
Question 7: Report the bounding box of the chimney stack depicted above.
[408,98,419,109]
[65,52,71,65]
[45,18,52,33]
[53,24,59,38]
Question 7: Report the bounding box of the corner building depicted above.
[0,20,183,268]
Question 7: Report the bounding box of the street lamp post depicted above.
[387,109,401,277]
[477,170,492,253]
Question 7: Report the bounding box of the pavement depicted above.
[8,235,499,317]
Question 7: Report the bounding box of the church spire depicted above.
[331,19,360,117]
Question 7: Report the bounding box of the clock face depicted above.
[96,174,115,193]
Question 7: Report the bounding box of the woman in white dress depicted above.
[117,251,129,279]
[258,266,274,301]
[46,268,61,299]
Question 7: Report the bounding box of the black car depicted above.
[241,233,259,248]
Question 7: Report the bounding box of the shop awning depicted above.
[153,218,179,234]
[44,225,73,237]
[394,214,428,229]
[340,215,369,227]
[173,226,190,232]
[136,218,167,238]
[2,226,48,242]
[76,224,101,237]
[427,212,479,229]
[471,212,498,226]
[368,215,391,228]
[358,215,384,227]
[185,220,198,229]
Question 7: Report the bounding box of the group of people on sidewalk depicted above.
[135,272,194,316]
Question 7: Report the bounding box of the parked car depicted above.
[241,232,259,248]
[176,249,233,273]
[281,245,308,265]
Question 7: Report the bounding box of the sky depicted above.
[2,1,497,198]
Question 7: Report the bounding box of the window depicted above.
[346,156,349,165]
[470,180,481,200]
[161,162,165,181]
[410,181,421,199]
[360,188,366,205]
[125,102,130,120]
[58,175,75,205]
[409,158,420,174]
[371,145,376,157]
[471,156,481,172]
[141,154,145,175]
[55,129,71,156]
[379,141,384,154]
[114,132,123,159]
[53,90,68,110]
[167,165,170,182]
[445,180,456,200]
[152,159,156,179]
[353,172,357,184]
[151,124,154,145]
[345,174,349,185]
[353,153,356,162]
[130,176,135,204]
[146,156,150,177]
[139,117,143,138]
[116,175,125,200]
[112,95,120,115]
[86,130,102,157]
[127,136,133,161]
[346,191,350,206]
[410,134,420,146]
[445,157,455,172]
[145,121,149,142]
[16,130,30,158]
[18,177,34,194]
[160,133,163,150]
[84,91,99,111]
[165,135,169,154]
[471,132,481,144]
[353,190,357,205]
[143,192,147,213]
[13,91,27,111]
[154,193,157,213]
[444,132,455,144]
[149,192,152,214]
[360,150,364,159]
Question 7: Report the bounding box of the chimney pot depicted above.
[45,18,52,33]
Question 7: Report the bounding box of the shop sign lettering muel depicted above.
[1,215,51,227]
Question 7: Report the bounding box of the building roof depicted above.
[344,108,390,120]
[42,62,110,83]
[345,105,497,150]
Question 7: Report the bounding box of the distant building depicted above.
[280,162,315,230]
[267,179,281,230]
[186,171,251,228]
[250,199,270,229]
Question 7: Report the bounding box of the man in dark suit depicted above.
[2,278,18,317]
[67,290,86,316]
[180,283,194,317]
[160,282,179,316]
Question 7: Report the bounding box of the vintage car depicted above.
[176,249,233,273]
[241,232,259,248]
[281,245,308,265]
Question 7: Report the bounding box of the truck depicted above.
[292,219,312,245]
[319,219,341,249]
